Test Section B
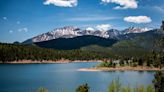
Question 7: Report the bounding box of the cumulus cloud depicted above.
[43,0,77,7]
[18,28,28,32]
[101,0,138,9]
[96,24,112,31]
[124,16,152,24]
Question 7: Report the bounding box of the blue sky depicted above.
[0,0,164,43]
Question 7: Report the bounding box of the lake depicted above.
[0,62,155,92]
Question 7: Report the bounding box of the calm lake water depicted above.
[0,62,155,92]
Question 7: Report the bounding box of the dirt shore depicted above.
[0,60,101,64]
[78,66,164,71]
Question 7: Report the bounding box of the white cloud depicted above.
[3,17,7,20]
[96,24,112,31]
[43,0,77,7]
[9,30,13,34]
[101,0,138,9]
[67,16,117,21]
[18,28,28,32]
[124,16,152,24]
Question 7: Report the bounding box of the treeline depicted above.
[0,44,163,64]
[0,42,157,63]
[101,36,164,68]
[99,51,164,68]
[0,43,111,62]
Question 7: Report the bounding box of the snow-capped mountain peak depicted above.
[86,27,95,31]
[123,27,151,34]
[32,26,80,42]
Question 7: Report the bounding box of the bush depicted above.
[153,71,164,92]
[37,87,48,92]
[146,85,155,92]
[107,78,155,92]
[121,85,132,92]
[107,78,121,92]
[98,61,113,67]
[75,83,89,92]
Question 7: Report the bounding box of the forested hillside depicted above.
[34,35,117,50]
[0,43,112,62]
[0,35,163,64]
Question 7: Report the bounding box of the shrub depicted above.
[107,78,121,92]
[37,87,48,92]
[76,83,89,92]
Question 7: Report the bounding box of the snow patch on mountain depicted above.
[123,27,151,34]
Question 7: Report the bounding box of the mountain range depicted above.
[23,26,152,44]
[22,26,164,51]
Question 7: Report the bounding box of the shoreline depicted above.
[1,60,163,71]
[78,66,164,71]
[0,60,102,64]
